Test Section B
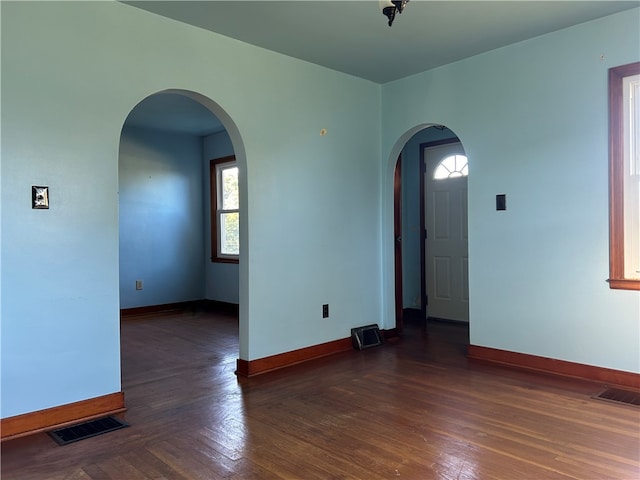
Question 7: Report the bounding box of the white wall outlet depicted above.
[135,280,143,290]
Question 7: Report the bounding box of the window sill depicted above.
[608,278,640,291]
[211,257,239,264]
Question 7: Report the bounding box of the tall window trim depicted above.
[210,155,239,264]
[608,62,640,290]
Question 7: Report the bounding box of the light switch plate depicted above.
[32,186,49,209]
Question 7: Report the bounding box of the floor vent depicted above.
[594,388,640,407]
[48,416,128,445]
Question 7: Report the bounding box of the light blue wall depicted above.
[203,131,239,304]
[119,125,205,309]
[400,127,459,310]
[382,9,640,373]
[2,1,638,421]
[1,1,380,418]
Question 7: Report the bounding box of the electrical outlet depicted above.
[135,280,143,290]
[322,304,329,318]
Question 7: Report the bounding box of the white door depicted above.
[424,143,469,322]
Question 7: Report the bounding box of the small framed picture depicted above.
[32,186,49,209]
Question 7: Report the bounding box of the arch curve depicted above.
[118,88,249,361]
[383,123,470,331]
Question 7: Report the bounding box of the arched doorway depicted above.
[117,88,248,364]
[392,125,469,332]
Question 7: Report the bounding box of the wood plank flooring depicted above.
[2,309,639,479]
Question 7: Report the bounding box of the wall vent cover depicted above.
[48,416,129,445]
[593,388,640,407]
[351,324,383,350]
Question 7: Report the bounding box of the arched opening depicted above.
[391,124,469,335]
[117,89,248,397]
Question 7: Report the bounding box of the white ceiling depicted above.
[125,0,639,84]
[121,1,638,135]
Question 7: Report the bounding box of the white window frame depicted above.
[210,156,239,263]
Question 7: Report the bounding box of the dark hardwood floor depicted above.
[2,309,639,479]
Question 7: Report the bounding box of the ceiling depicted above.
[121,1,638,136]
[125,0,639,84]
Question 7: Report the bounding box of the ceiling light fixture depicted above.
[380,0,409,27]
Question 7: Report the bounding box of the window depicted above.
[609,62,640,290]
[210,156,239,263]
[433,154,468,179]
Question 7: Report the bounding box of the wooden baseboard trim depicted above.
[383,328,399,339]
[201,299,239,315]
[121,300,239,318]
[121,301,197,317]
[1,392,126,442]
[428,316,469,325]
[237,337,353,377]
[467,345,640,389]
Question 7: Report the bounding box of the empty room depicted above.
[1,1,639,478]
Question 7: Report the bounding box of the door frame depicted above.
[394,155,403,334]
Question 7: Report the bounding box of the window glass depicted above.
[220,212,239,256]
[434,155,468,180]
[622,74,640,280]
[221,167,239,210]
